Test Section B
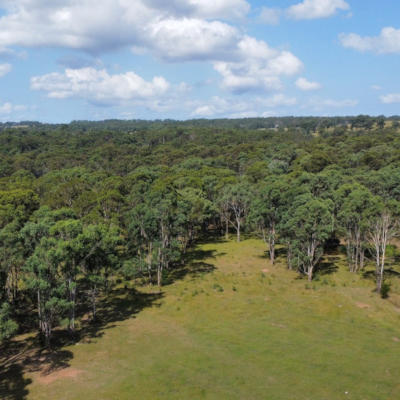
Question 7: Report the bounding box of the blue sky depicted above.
[0,0,399,122]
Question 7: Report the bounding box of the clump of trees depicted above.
[1,116,400,346]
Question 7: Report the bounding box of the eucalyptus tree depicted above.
[176,187,215,251]
[49,218,84,332]
[80,224,122,319]
[336,184,381,272]
[149,178,181,286]
[368,201,399,295]
[249,178,284,264]
[284,195,333,281]
[0,302,18,342]
[219,183,252,242]
[127,177,182,287]
[21,207,76,345]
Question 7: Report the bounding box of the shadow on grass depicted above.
[362,266,400,281]
[0,288,163,398]
[316,256,340,276]
[76,289,163,344]
[0,333,72,399]
[0,236,223,394]
[163,247,218,285]
[0,364,31,400]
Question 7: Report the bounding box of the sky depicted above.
[0,0,399,122]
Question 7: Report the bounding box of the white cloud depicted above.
[0,102,26,114]
[287,0,349,20]
[295,77,321,91]
[0,0,248,57]
[340,27,400,54]
[371,85,382,91]
[0,63,11,77]
[192,94,297,117]
[380,93,400,104]
[259,7,281,25]
[144,18,239,62]
[146,0,250,20]
[0,0,305,96]
[214,36,303,93]
[30,67,172,108]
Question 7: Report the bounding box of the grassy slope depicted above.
[11,239,400,399]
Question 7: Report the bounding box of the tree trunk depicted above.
[68,278,76,333]
[287,243,293,270]
[157,247,162,287]
[147,242,153,283]
[359,248,365,270]
[376,269,383,293]
[236,220,241,242]
[37,289,44,333]
[269,225,275,265]
[91,286,97,320]
[43,320,51,348]
[307,265,314,281]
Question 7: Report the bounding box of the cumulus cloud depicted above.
[214,36,303,93]
[340,27,400,54]
[0,0,248,56]
[30,67,172,108]
[144,18,240,62]
[287,0,349,20]
[295,77,321,91]
[145,0,250,20]
[0,0,305,96]
[380,93,400,104]
[0,63,11,77]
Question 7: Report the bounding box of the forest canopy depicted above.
[1,115,400,346]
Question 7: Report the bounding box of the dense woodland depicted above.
[1,115,400,347]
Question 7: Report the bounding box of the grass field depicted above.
[2,238,400,399]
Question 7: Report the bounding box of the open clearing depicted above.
[2,238,400,399]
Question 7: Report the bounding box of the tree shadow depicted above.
[315,256,340,276]
[0,288,163,395]
[0,334,73,399]
[0,364,31,400]
[256,249,270,260]
[362,269,376,282]
[163,247,218,285]
[385,268,400,277]
[0,239,220,391]
[76,289,163,344]
[274,246,288,260]
[362,267,400,281]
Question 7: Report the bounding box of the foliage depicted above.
[0,116,400,345]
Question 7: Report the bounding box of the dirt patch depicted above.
[262,268,270,273]
[271,322,286,329]
[37,368,83,385]
[355,302,371,309]
[393,337,400,343]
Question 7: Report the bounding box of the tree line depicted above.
[1,118,400,346]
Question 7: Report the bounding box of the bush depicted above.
[381,282,391,299]
[212,283,224,292]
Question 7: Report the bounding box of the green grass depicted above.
[3,238,400,399]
